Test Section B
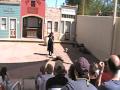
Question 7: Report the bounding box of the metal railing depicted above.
[22,78,35,90]
[11,81,21,90]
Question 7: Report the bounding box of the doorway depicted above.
[22,16,42,39]
[65,21,71,40]
[10,18,17,38]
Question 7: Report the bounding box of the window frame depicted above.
[47,21,52,29]
[54,21,58,32]
[31,0,36,7]
[61,21,64,34]
[47,21,52,33]
[0,17,7,30]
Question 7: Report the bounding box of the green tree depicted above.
[65,0,92,15]
[79,0,93,15]
[65,0,119,16]
[86,0,113,16]
[65,0,78,5]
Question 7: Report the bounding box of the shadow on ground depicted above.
[34,53,48,56]
[60,43,99,64]
[38,43,46,46]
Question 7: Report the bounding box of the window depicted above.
[31,0,35,7]
[61,21,64,34]
[62,14,75,19]
[47,21,52,29]
[47,21,52,33]
[65,15,67,18]
[54,22,58,32]
[27,17,39,28]
[1,18,7,30]
[62,14,65,18]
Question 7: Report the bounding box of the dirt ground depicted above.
[0,42,98,79]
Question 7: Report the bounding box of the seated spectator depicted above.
[0,67,12,90]
[35,65,45,90]
[68,64,76,81]
[0,68,5,90]
[46,60,68,90]
[89,63,100,87]
[40,64,54,90]
[98,55,120,90]
[100,61,112,83]
[62,57,97,90]
[90,61,111,87]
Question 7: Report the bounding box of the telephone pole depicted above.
[55,0,58,7]
[82,0,85,15]
[111,0,118,54]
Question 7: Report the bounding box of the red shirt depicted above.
[101,71,112,83]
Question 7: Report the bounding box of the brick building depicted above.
[45,7,61,40]
[45,6,77,41]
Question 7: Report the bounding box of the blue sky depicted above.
[46,0,65,7]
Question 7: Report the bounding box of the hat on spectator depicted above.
[74,57,90,75]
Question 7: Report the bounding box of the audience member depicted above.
[98,55,120,90]
[89,63,99,87]
[68,64,76,81]
[100,61,112,83]
[0,67,12,90]
[94,61,105,87]
[35,65,45,90]
[62,57,97,90]
[41,64,54,90]
[46,60,68,90]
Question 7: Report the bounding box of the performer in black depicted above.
[47,32,54,56]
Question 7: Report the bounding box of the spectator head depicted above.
[102,61,109,72]
[0,67,7,81]
[89,63,99,79]
[54,60,66,76]
[68,64,76,80]
[0,67,7,75]
[108,55,120,74]
[40,65,45,75]
[74,57,90,79]
[45,64,53,74]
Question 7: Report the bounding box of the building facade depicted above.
[60,6,77,41]
[21,0,45,39]
[45,6,77,41]
[45,7,61,40]
[0,2,20,38]
[0,0,77,41]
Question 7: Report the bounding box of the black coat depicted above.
[47,36,54,53]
